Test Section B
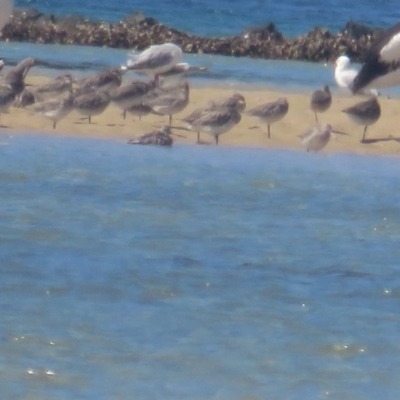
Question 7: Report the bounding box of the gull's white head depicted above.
[335,55,351,69]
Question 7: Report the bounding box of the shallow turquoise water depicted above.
[1,133,400,399]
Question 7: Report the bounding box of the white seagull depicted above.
[335,55,379,96]
[352,22,400,93]
[334,56,358,91]
[127,43,183,85]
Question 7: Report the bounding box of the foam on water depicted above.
[1,133,400,398]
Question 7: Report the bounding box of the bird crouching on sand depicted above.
[298,124,348,152]
[127,125,173,146]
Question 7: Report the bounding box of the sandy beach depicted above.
[4,75,400,157]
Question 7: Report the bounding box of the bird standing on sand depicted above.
[0,85,17,123]
[77,66,126,93]
[181,101,217,143]
[127,43,182,85]
[127,125,173,146]
[13,74,75,108]
[110,80,156,119]
[182,94,245,143]
[215,93,246,113]
[184,106,241,145]
[352,22,400,93]
[32,73,75,102]
[145,81,190,126]
[0,57,35,122]
[342,96,381,143]
[310,85,331,124]
[1,57,35,95]
[246,97,289,138]
[125,103,153,120]
[26,91,74,129]
[73,88,111,124]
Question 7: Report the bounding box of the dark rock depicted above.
[341,20,375,40]
[0,8,388,63]
[11,8,43,21]
[242,22,283,42]
[122,12,157,27]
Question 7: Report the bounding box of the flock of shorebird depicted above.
[2,19,400,152]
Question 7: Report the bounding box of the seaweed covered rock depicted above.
[0,8,385,62]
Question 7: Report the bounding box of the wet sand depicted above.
[4,76,400,156]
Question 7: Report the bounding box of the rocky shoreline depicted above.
[0,8,384,63]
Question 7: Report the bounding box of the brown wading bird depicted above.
[0,57,35,123]
[1,57,35,95]
[32,73,75,102]
[110,80,156,119]
[26,91,74,129]
[181,101,217,143]
[127,125,173,146]
[145,81,190,126]
[246,97,289,138]
[215,93,246,113]
[342,96,381,143]
[182,94,246,143]
[73,88,111,124]
[14,73,75,108]
[183,105,241,145]
[77,66,127,93]
[124,103,153,121]
[310,85,332,124]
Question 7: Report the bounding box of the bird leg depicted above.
[53,121,56,129]
[361,126,368,143]
[215,135,219,145]
[169,114,172,126]
[197,131,200,144]
[267,124,271,139]
[314,112,319,124]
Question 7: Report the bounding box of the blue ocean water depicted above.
[1,134,400,399]
[2,1,400,399]
[14,0,400,37]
